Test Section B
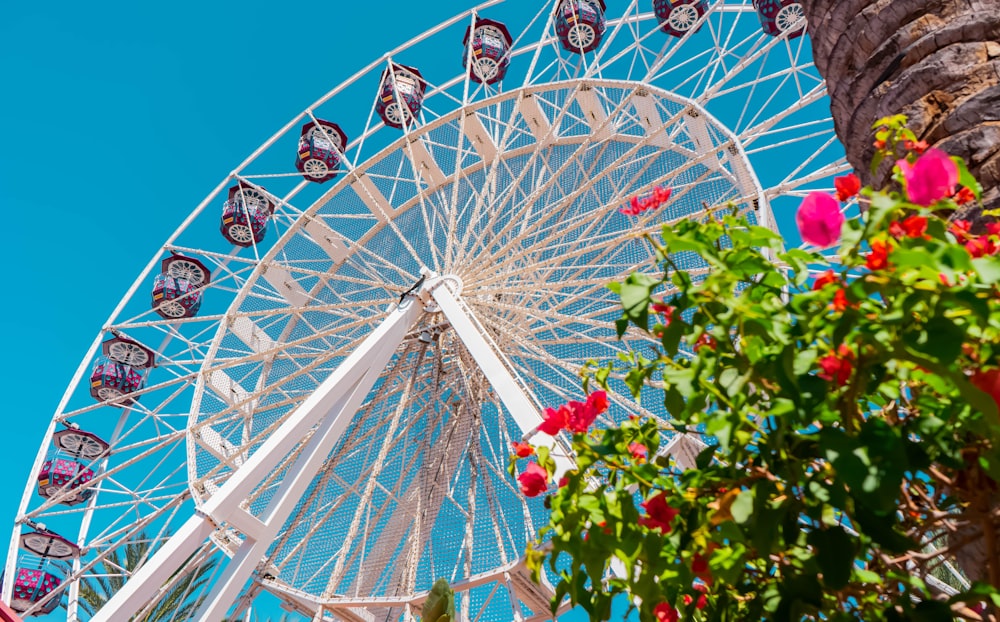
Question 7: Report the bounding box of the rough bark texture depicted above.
[803,0,1000,589]
[804,0,1000,228]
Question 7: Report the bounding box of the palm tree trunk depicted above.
[803,0,1000,226]
[803,0,1000,591]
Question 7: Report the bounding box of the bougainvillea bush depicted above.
[512,117,1000,621]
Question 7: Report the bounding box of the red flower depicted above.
[651,300,675,323]
[832,288,851,312]
[691,553,710,578]
[987,223,1000,236]
[954,186,976,205]
[538,404,569,435]
[518,462,549,497]
[818,344,854,386]
[950,219,972,238]
[873,139,886,150]
[889,215,928,239]
[639,492,679,533]
[587,390,609,415]
[511,441,535,458]
[652,185,672,206]
[683,591,708,610]
[653,602,679,622]
[694,334,717,352]
[904,139,929,154]
[966,235,998,258]
[834,173,861,202]
[865,239,892,271]
[971,369,1000,412]
[812,270,838,290]
[558,476,569,488]
[628,442,648,463]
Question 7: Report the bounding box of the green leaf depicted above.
[618,272,659,331]
[912,600,954,622]
[807,527,855,589]
[730,489,754,524]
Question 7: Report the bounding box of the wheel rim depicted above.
[157,299,187,318]
[566,23,595,49]
[473,57,500,82]
[96,386,123,401]
[166,259,207,286]
[668,4,700,31]
[107,341,150,367]
[227,224,254,244]
[775,3,805,32]
[302,158,329,179]
[383,102,409,125]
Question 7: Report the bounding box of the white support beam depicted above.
[429,281,573,476]
[230,315,277,354]
[629,90,671,149]
[91,294,426,622]
[261,264,311,308]
[517,94,553,146]
[350,173,394,223]
[461,111,499,163]
[575,87,612,141]
[302,216,351,263]
[405,138,447,189]
[685,110,721,171]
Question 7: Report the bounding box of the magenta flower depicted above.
[518,462,549,497]
[796,192,844,248]
[897,148,958,206]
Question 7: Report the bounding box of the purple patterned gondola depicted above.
[11,531,79,616]
[37,428,109,505]
[463,18,513,85]
[653,0,709,37]
[89,357,144,405]
[751,0,805,38]
[554,0,607,54]
[294,120,347,183]
[375,63,425,129]
[220,181,273,246]
[151,254,211,319]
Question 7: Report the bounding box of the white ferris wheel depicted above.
[4,0,846,620]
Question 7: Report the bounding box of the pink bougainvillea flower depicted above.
[538,404,569,435]
[650,300,675,323]
[834,173,861,202]
[653,602,679,622]
[511,441,535,458]
[812,270,838,291]
[628,442,648,463]
[652,185,672,206]
[557,476,569,488]
[954,186,976,205]
[564,400,594,434]
[518,462,549,497]
[897,148,958,206]
[691,553,712,581]
[818,344,854,386]
[796,192,844,248]
[639,491,679,533]
[866,239,892,271]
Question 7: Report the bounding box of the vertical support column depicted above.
[90,295,425,622]
[429,280,574,476]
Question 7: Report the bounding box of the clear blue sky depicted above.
[0,1,827,619]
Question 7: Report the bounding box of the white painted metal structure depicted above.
[5,1,850,620]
